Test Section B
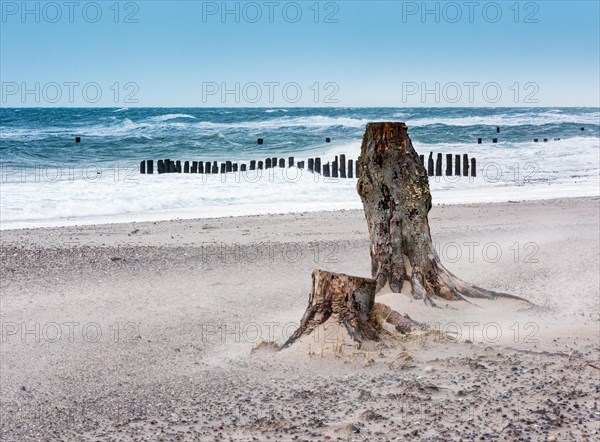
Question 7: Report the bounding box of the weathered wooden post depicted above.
[257,138,264,145]
[323,163,330,177]
[308,158,314,173]
[315,158,321,174]
[169,161,176,173]
[427,152,434,176]
[471,158,476,177]
[226,161,232,172]
[184,161,190,173]
[297,161,304,169]
[348,159,353,178]
[164,159,170,173]
[340,154,346,178]
[445,154,452,176]
[157,160,165,174]
[220,163,226,174]
[279,158,285,168]
[289,157,294,167]
[212,161,218,174]
[419,154,424,166]
[325,137,331,143]
[140,161,146,174]
[250,160,256,170]
[258,161,264,170]
[266,158,272,169]
[191,161,198,173]
[176,161,182,173]
[356,156,360,177]
[496,126,500,133]
[477,138,482,144]
[462,154,469,176]
[241,164,247,172]
[272,157,277,167]
[435,153,442,176]
[332,156,339,178]
[147,160,153,174]
[233,163,238,172]
[493,138,498,143]
[455,154,460,176]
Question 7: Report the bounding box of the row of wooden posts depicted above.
[420,153,476,177]
[139,152,477,178]
[478,137,561,144]
[140,155,359,178]
[77,128,587,145]
[477,126,585,143]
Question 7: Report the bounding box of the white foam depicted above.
[1,161,598,230]
[186,115,369,130]
[149,113,197,122]
[0,115,368,141]
[406,110,600,127]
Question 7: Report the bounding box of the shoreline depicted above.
[1,194,598,232]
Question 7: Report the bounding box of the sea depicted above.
[1,107,598,229]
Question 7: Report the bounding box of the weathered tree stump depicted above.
[283,122,527,351]
[357,122,524,304]
[282,270,379,349]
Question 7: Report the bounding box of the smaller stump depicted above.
[282,270,379,349]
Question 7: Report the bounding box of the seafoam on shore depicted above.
[1,107,599,229]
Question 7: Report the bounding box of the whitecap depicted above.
[149,114,197,122]
[406,111,600,127]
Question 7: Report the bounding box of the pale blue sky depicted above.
[1,0,599,106]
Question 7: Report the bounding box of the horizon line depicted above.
[2,106,599,110]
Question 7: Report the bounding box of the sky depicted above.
[1,0,599,107]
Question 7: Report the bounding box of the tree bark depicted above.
[357,122,523,304]
[282,270,379,348]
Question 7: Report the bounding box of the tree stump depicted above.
[357,122,524,304]
[282,270,379,349]
[283,122,528,350]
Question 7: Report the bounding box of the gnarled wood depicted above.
[282,270,379,349]
[357,122,525,304]
[372,303,421,334]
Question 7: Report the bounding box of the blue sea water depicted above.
[1,107,599,228]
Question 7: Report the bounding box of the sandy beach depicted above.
[1,197,599,441]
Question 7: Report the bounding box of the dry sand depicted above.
[1,197,599,441]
